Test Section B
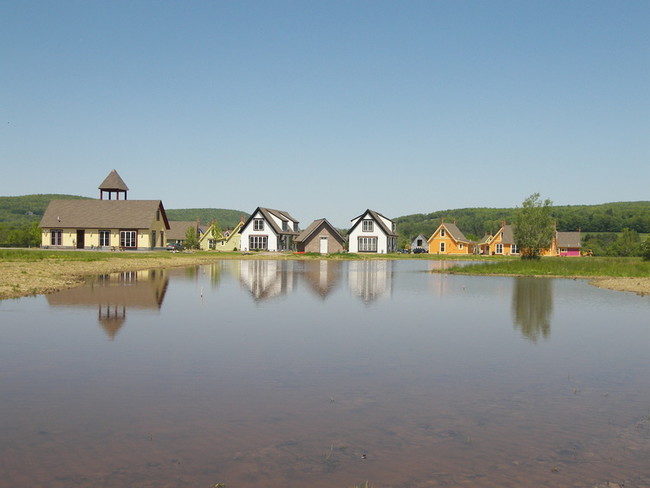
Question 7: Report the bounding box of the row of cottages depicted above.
[40,170,170,250]
[427,219,582,256]
[238,207,397,254]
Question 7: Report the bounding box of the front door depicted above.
[319,236,328,254]
[76,230,85,249]
[151,231,156,249]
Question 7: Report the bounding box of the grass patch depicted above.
[445,257,650,278]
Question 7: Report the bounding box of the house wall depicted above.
[298,224,345,254]
[427,226,471,254]
[41,220,166,250]
[240,210,278,251]
[348,217,391,253]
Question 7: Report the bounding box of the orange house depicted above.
[480,223,520,256]
[427,220,475,255]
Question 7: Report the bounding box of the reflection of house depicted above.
[411,234,429,252]
[199,219,244,251]
[348,209,398,254]
[240,207,300,252]
[300,260,342,298]
[239,260,297,301]
[295,219,345,254]
[40,170,170,250]
[427,220,474,255]
[166,220,202,247]
[46,269,169,339]
[348,260,393,303]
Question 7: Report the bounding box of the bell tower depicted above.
[99,169,129,200]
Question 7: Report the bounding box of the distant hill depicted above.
[165,208,249,230]
[395,201,650,241]
[0,194,91,226]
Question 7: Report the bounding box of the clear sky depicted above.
[2,1,648,228]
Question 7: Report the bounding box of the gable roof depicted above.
[295,218,345,244]
[242,207,299,236]
[39,200,169,229]
[443,223,471,243]
[167,221,200,240]
[99,169,129,191]
[556,231,581,248]
[349,209,397,237]
[199,219,244,244]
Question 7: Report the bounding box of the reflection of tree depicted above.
[511,277,553,343]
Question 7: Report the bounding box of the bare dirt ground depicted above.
[590,277,650,296]
[0,253,229,300]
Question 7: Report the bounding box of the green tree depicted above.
[641,237,650,261]
[184,225,199,250]
[513,193,555,259]
[611,228,641,257]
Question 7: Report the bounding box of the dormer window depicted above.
[362,220,374,232]
[440,228,446,237]
[282,221,288,231]
[253,219,264,231]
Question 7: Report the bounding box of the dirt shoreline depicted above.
[1,253,650,300]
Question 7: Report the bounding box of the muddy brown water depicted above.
[1,260,649,487]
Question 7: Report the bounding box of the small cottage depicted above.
[295,219,345,254]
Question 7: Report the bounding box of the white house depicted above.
[347,209,398,254]
[240,207,300,252]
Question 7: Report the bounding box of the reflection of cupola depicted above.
[99,169,129,200]
[98,304,126,340]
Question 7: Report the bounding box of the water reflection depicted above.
[239,260,297,301]
[46,269,168,339]
[511,277,554,342]
[299,260,342,298]
[348,260,393,303]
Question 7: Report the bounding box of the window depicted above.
[440,229,446,237]
[417,239,423,246]
[120,230,137,248]
[51,229,62,246]
[282,221,289,231]
[249,235,268,250]
[459,243,463,250]
[362,220,374,232]
[209,239,216,250]
[358,236,377,252]
[253,219,264,231]
[496,243,503,254]
[440,242,446,253]
[99,230,110,247]
[511,244,519,254]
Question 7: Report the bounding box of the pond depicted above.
[1,259,649,487]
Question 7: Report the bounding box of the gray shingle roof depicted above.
[39,200,168,229]
[295,218,345,244]
[556,231,581,248]
[98,169,129,191]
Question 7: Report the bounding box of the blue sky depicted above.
[2,1,648,228]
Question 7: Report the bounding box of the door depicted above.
[151,231,156,249]
[76,230,85,249]
[319,236,328,254]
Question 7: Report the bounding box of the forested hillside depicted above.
[395,201,650,241]
[165,209,249,230]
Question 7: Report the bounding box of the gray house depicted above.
[411,234,429,252]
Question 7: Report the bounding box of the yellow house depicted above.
[480,223,520,256]
[39,170,170,250]
[199,219,244,251]
[427,220,475,254]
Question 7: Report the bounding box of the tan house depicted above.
[199,219,244,251]
[39,170,170,250]
[427,219,475,255]
[295,218,346,254]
